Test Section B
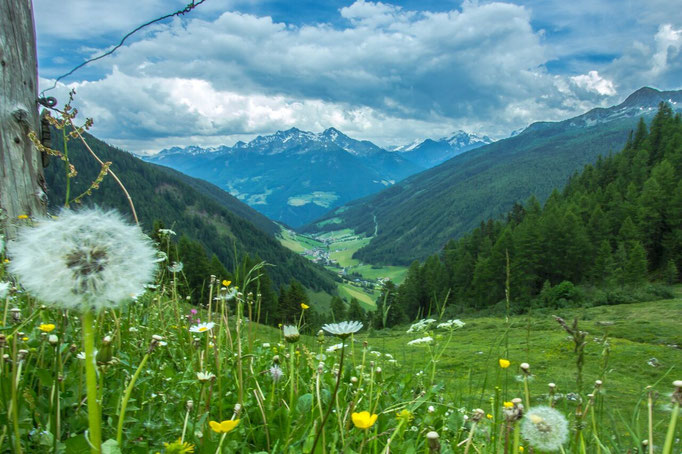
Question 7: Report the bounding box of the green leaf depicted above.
[101,439,122,454]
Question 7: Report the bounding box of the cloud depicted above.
[570,71,616,96]
[33,1,682,152]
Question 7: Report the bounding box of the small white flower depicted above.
[428,405,435,413]
[384,353,393,359]
[8,208,158,312]
[189,322,215,333]
[196,371,216,382]
[436,319,465,330]
[262,343,271,348]
[157,229,176,237]
[326,343,344,352]
[321,321,363,338]
[370,350,382,356]
[407,336,433,346]
[407,319,436,333]
[282,325,300,343]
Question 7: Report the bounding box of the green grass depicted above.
[353,264,408,284]
[337,282,379,309]
[365,298,682,435]
[277,227,324,253]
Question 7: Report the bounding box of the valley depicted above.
[277,225,407,309]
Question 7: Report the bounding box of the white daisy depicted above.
[321,321,363,339]
[189,322,215,333]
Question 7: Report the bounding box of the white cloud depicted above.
[570,71,616,96]
[650,24,682,76]
[33,1,682,152]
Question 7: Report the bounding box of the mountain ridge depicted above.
[304,87,682,265]
[145,127,423,227]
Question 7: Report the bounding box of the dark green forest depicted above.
[43,129,338,303]
[378,103,681,326]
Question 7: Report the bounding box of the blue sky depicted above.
[33,0,682,153]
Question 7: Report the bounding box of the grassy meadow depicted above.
[1,234,680,454]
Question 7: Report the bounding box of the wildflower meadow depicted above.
[0,208,680,453]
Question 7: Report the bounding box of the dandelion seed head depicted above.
[521,406,568,452]
[8,208,157,312]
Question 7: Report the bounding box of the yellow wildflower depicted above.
[22,337,29,341]
[396,409,413,423]
[18,215,29,220]
[301,303,310,310]
[503,402,514,408]
[222,280,231,287]
[487,414,493,419]
[499,359,511,369]
[519,447,524,452]
[352,411,378,429]
[209,419,239,433]
[39,323,56,333]
[163,438,195,453]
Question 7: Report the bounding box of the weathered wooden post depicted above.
[0,0,47,237]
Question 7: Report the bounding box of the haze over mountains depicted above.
[306,87,682,265]
[144,128,490,227]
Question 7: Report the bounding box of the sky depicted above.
[32,0,682,154]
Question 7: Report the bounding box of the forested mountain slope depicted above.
[380,103,682,324]
[43,130,337,292]
[306,87,682,265]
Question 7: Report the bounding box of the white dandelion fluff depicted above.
[0,282,10,299]
[8,208,157,312]
[521,406,569,452]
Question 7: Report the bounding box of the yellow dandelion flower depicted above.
[39,323,56,333]
[209,419,240,433]
[3,259,10,264]
[503,401,514,408]
[487,414,493,419]
[22,337,29,341]
[352,411,378,429]
[519,447,524,452]
[301,303,309,310]
[499,359,511,369]
[163,438,195,453]
[17,215,29,220]
[222,280,231,287]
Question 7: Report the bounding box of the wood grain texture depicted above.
[0,0,46,237]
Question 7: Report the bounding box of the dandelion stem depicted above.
[116,351,150,445]
[662,400,679,454]
[647,388,654,454]
[82,311,102,453]
[463,421,477,454]
[10,336,23,454]
[311,342,345,454]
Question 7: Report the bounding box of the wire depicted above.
[40,0,207,97]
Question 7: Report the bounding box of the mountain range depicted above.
[144,127,490,227]
[304,87,682,265]
[392,131,494,168]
